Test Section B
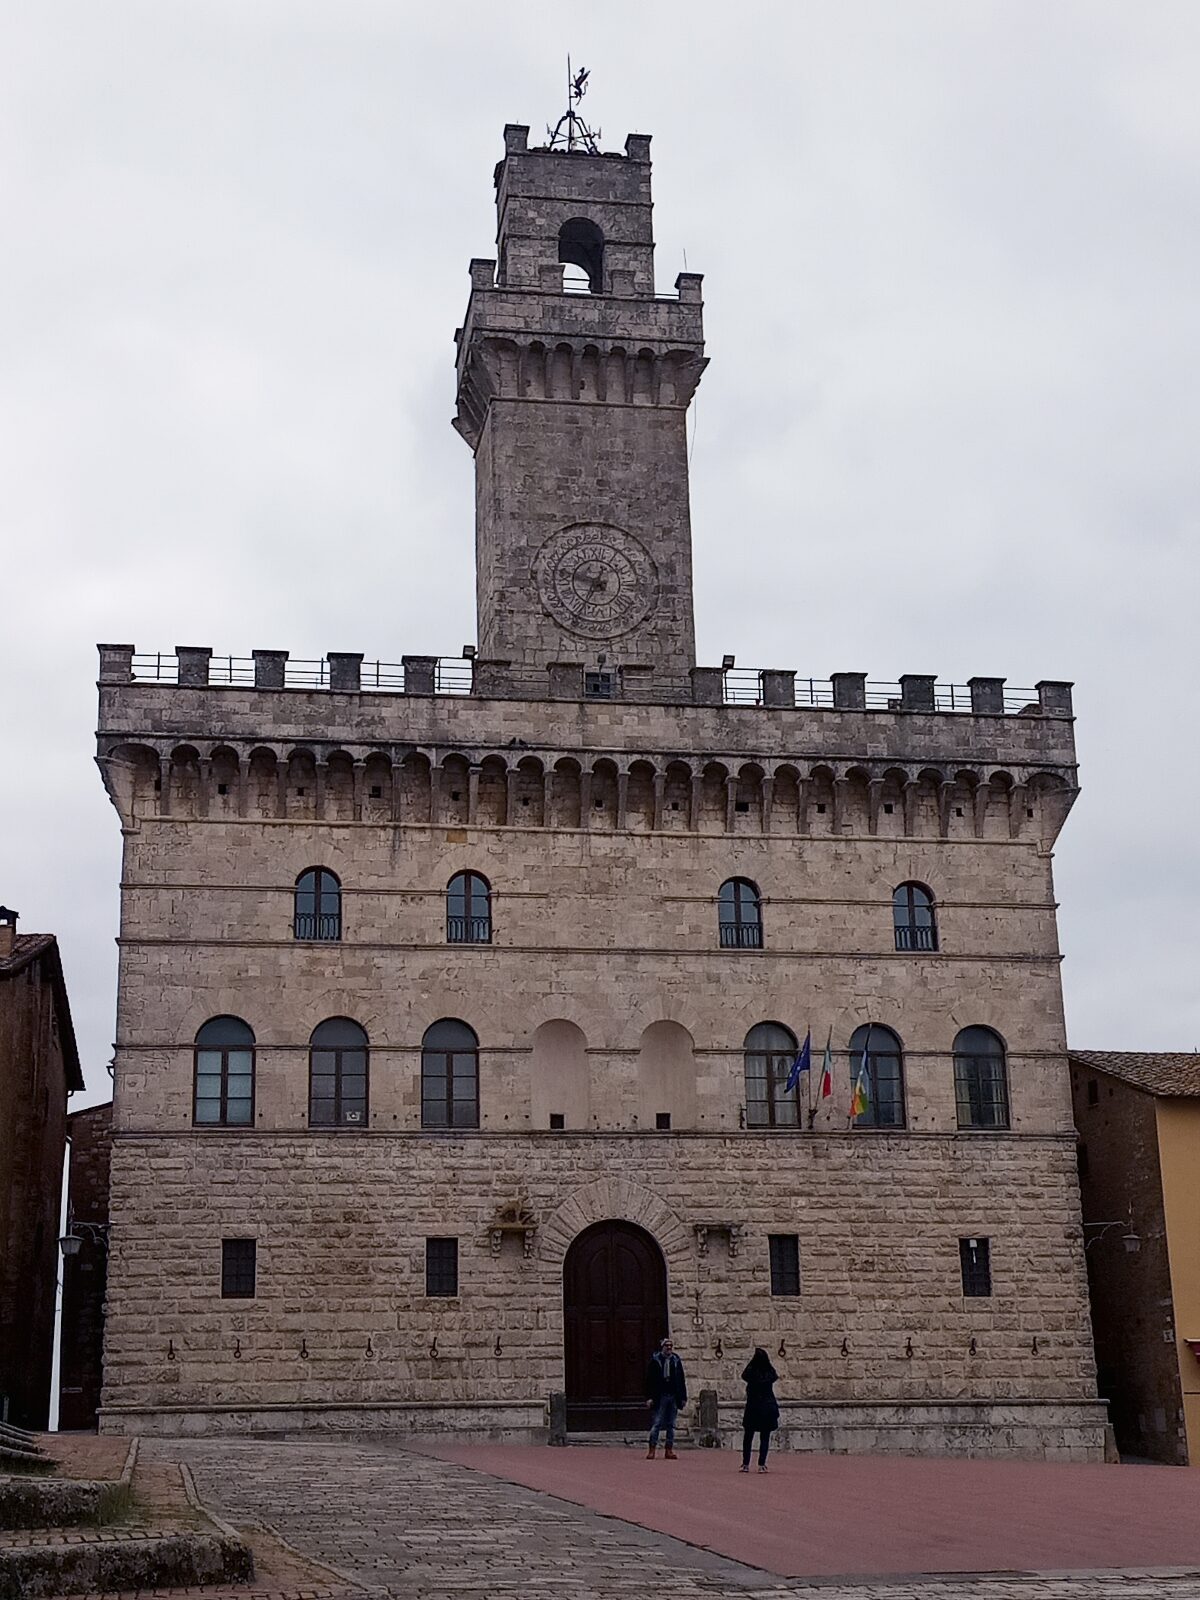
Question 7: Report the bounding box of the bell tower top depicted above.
[494,124,657,299]
[454,118,706,681]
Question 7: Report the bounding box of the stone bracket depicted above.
[694,1222,743,1259]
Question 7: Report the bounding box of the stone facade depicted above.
[59,1102,114,1431]
[94,123,1104,1456]
[0,912,82,1429]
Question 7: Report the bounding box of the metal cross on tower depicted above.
[547,60,601,154]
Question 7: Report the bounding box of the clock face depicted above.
[534,523,658,640]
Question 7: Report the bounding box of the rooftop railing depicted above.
[105,648,1069,717]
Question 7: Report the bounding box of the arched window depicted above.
[295,868,341,941]
[558,217,604,293]
[309,1018,369,1128]
[194,1017,254,1127]
[743,1023,799,1128]
[447,871,491,944]
[719,878,763,949]
[847,1024,906,1129]
[422,1019,479,1129]
[954,1027,1010,1130]
[893,882,937,952]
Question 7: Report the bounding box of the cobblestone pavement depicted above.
[142,1439,1200,1600]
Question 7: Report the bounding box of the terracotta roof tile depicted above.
[0,932,56,974]
[1069,1050,1200,1098]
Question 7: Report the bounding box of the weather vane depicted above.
[547,58,601,154]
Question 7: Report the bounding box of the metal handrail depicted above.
[127,655,1044,715]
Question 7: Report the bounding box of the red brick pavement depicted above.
[421,1443,1200,1580]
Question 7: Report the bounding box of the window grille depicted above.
[769,1235,801,1296]
[221,1238,256,1299]
[960,1237,991,1297]
[426,1237,459,1297]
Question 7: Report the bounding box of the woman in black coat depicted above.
[740,1346,780,1472]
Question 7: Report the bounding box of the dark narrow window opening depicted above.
[735,800,750,814]
[585,670,614,699]
[447,871,492,944]
[960,1237,991,1297]
[1076,1142,1089,1180]
[769,1235,801,1296]
[549,1113,565,1130]
[655,1111,672,1130]
[221,1238,256,1299]
[370,785,383,798]
[217,783,229,795]
[815,803,827,814]
[1087,1079,1099,1106]
[426,1237,459,1297]
[883,802,893,814]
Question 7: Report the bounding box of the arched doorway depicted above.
[563,1220,668,1430]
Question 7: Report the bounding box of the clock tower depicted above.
[453,123,706,682]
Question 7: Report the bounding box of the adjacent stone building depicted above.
[1070,1052,1200,1465]
[0,907,83,1429]
[94,122,1105,1456]
[59,1102,114,1431]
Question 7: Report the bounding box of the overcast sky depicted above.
[3,2,1198,1104]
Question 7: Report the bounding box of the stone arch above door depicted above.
[539,1178,690,1270]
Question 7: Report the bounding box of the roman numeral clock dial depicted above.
[534,523,659,640]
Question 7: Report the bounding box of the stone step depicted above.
[0,1445,55,1476]
[0,1530,253,1598]
[0,1429,37,1452]
[0,1476,131,1533]
[565,1428,695,1449]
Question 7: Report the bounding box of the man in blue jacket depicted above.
[645,1337,687,1459]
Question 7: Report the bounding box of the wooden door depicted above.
[563,1220,668,1430]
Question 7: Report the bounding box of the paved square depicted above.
[131,1438,1200,1600]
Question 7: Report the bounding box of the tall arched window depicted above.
[295,868,341,941]
[194,1017,254,1127]
[719,878,763,949]
[447,872,491,944]
[893,882,937,952]
[743,1023,799,1128]
[847,1024,906,1129]
[422,1019,480,1129]
[558,217,604,293]
[954,1026,1010,1130]
[309,1018,369,1128]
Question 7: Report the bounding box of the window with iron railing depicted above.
[294,867,341,941]
[719,878,763,949]
[893,882,937,952]
[446,871,491,944]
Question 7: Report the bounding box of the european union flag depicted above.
[784,1028,811,1094]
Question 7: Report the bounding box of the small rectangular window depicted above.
[549,1113,565,1130]
[221,1238,256,1299]
[1087,1079,1099,1106]
[584,671,614,700]
[426,1237,459,1297]
[768,1234,800,1296]
[655,1112,672,1130]
[959,1237,991,1298]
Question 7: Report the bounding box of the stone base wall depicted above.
[101,1130,1100,1461]
[100,1398,1107,1461]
